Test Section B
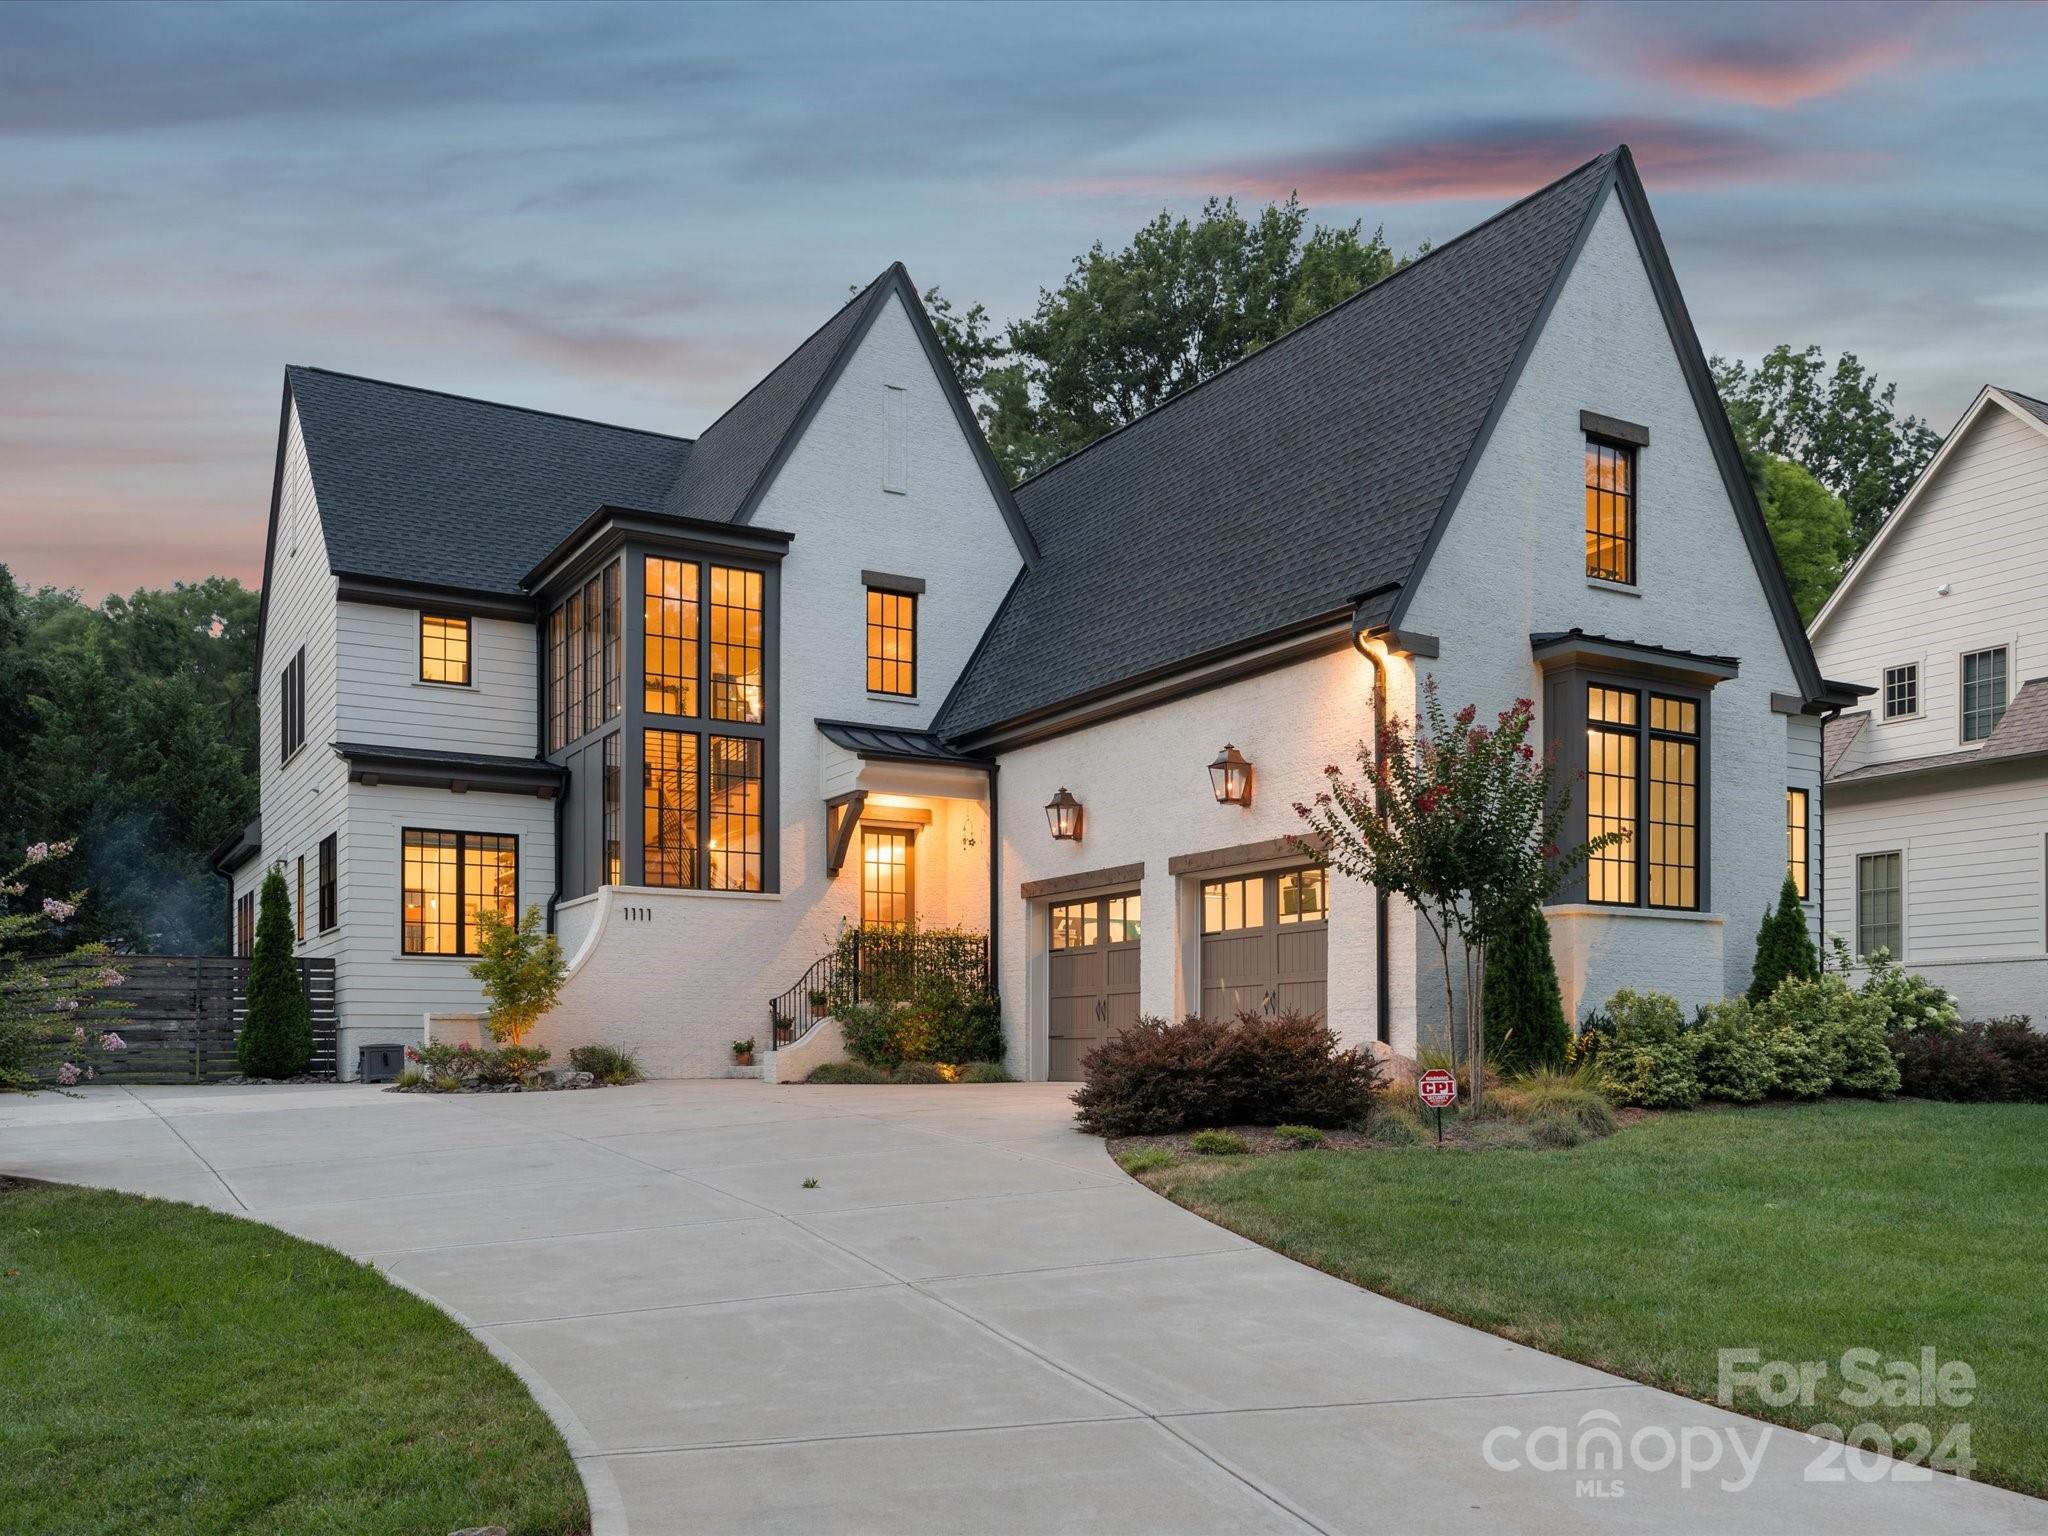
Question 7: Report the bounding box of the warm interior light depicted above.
[1208,744,1254,807]
[1044,787,1083,841]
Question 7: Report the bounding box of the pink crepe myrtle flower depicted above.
[24,842,49,864]
[42,897,76,923]
[100,1032,126,1051]
[4,882,24,898]
[73,1025,88,1045]
[56,1062,81,1087]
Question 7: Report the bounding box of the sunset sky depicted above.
[5,0,2045,600]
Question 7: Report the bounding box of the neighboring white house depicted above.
[215,146,1855,1080]
[1808,385,2048,1021]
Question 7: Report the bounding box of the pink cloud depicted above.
[1626,29,1920,109]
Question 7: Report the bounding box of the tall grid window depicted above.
[580,575,603,733]
[318,833,338,932]
[1584,437,1637,584]
[419,614,470,685]
[1786,788,1809,901]
[564,589,585,743]
[401,829,516,956]
[1962,647,2007,742]
[1278,867,1327,924]
[860,828,913,927]
[1202,877,1261,935]
[1586,686,1639,904]
[644,557,699,716]
[642,729,699,888]
[709,566,764,722]
[295,856,306,941]
[1883,664,1918,720]
[602,733,621,887]
[547,607,567,751]
[709,735,763,890]
[1647,695,1700,910]
[866,588,916,696]
[236,891,255,956]
[1857,851,1902,958]
[603,563,622,719]
[279,646,306,763]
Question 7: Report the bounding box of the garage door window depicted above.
[1106,893,1140,943]
[1277,867,1326,923]
[1202,876,1260,934]
[1050,899,1098,950]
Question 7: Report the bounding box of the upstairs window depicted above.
[419,614,470,685]
[709,566,764,723]
[1585,436,1637,585]
[279,647,306,763]
[547,562,621,751]
[317,834,338,933]
[1883,664,1918,720]
[1962,647,2007,742]
[867,587,917,696]
[1786,788,1809,900]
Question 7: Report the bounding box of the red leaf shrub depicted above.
[1073,1012,1381,1136]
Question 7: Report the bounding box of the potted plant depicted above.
[807,988,829,1019]
[732,1037,756,1067]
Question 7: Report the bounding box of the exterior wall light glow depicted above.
[1045,787,1083,841]
[1208,744,1254,807]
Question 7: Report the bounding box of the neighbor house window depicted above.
[235,890,256,956]
[1962,647,2007,742]
[1585,437,1636,584]
[1585,684,1702,910]
[317,834,337,932]
[279,646,306,763]
[1202,876,1261,934]
[866,587,917,697]
[400,829,516,956]
[1786,789,1809,900]
[642,728,699,887]
[1277,868,1327,924]
[709,566,764,723]
[419,614,470,685]
[1883,664,1918,720]
[1856,851,1902,958]
[860,827,913,927]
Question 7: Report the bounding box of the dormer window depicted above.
[864,572,923,698]
[419,614,470,686]
[1584,436,1637,585]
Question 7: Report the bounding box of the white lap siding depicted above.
[335,603,539,756]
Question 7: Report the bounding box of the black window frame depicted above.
[317,833,338,933]
[1584,434,1638,586]
[235,890,256,956]
[1882,663,1918,721]
[278,646,306,764]
[1786,788,1809,901]
[418,612,472,687]
[865,586,918,698]
[398,827,519,958]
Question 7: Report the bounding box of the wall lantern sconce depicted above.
[1208,744,1254,807]
[1044,787,1084,841]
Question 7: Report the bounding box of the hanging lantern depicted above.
[1208,744,1254,807]
[1044,787,1083,841]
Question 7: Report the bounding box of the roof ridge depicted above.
[1995,384,2048,407]
[287,364,693,444]
[1009,148,1619,499]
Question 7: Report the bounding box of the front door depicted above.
[1200,867,1328,1020]
[1046,892,1141,1080]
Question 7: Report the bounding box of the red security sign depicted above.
[1418,1068,1458,1109]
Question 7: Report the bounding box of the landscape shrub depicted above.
[1525,1112,1585,1149]
[1482,902,1570,1073]
[1492,1068,1617,1135]
[804,1060,890,1085]
[890,1061,947,1084]
[1464,1118,1541,1150]
[407,1041,479,1085]
[836,987,1004,1071]
[1190,1129,1249,1155]
[475,1044,550,1086]
[1367,1106,1427,1145]
[1273,1124,1325,1148]
[1072,1011,1380,1137]
[1887,1020,2048,1103]
[239,867,312,1079]
[1747,874,1819,1003]
[1603,988,1686,1045]
[1587,989,1699,1107]
[1844,942,1959,1035]
[956,1061,1012,1083]
[1117,1148,1174,1175]
[1691,998,1773,1103]
[1987,1019,2048,1100]
[567,1044,642,1085]
[1760,974,1898,1098]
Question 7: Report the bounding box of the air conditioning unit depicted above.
[358,1043,406,1083]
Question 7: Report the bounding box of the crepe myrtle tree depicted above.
[0,839,127,1091]
[1293,678,1617,1110]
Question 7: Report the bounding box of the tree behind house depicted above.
[238,866,311,1078]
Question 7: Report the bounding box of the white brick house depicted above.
[216,147,1853,1079]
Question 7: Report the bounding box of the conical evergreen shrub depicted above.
[239,866,312,1078]
[1747,874,1819,1003]
[1482,902,1570,1074]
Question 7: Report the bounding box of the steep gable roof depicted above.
[286,366,690,598]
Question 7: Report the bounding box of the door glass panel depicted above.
[1201,877,1261,934]
[1106,894,1140,944]
[1049,899,1098,951]
[1277,868,1327,923]
[862,830,913,928]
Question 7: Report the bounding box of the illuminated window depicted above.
[1647,695,1699,911]
[547,607,567,751]
[1962,648,2007,742]
[1856,851,1902,958]
[709,735,763,891]
[1882,664,1917,720]
[1585,437,1636,584]
[1202,877,1261,935]
[580,575,604,734]
[603,563,621,721]
[402,829,516,956]
[710,566,764,722]
[296,856,306,941]
[1786,788,1809,900]
[643,557,699,716]
[419,614,470,685]
[318,834,338,932]
[1050,900,1098,950]
[861,828,913,927]
[602,733,621,887]
[1107,893,1141,944]
[565,587,584,743]
[866,588,917,696]
[1586,686,1638,905]
[642,729,699,888]
[1277,868,1327,924]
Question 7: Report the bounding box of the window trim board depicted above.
[417,611,475,688]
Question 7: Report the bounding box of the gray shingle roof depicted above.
[287,366,690,597]
[1829,680,2048,785]
[1822,712,1868,777]
[933,152,1615,742]
[661,270,890,525]
[2000,387,2048,428]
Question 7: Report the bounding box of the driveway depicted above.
[3,1081,2038,1536]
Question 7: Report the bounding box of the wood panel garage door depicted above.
[1199,868,1328,1020]
[1047,893,1141,1081]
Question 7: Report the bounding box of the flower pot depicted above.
[734,1051,755,1067]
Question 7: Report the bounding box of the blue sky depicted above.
[5,0,2045,598]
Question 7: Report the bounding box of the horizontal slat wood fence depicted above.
[47,956,337,1083]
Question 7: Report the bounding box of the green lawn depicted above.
[0,1184,589,1536]
[1136,1099,2048,1498]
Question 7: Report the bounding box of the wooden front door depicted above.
[1046,892,1141,1081]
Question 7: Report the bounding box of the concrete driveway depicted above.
[3,1080,2038,1536]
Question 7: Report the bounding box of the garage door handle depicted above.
[1095,999,1105,1022]
[1264,990,1276,1014]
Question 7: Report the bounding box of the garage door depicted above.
[1046,892,1141,1081]
[1200,868,1327,1020]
